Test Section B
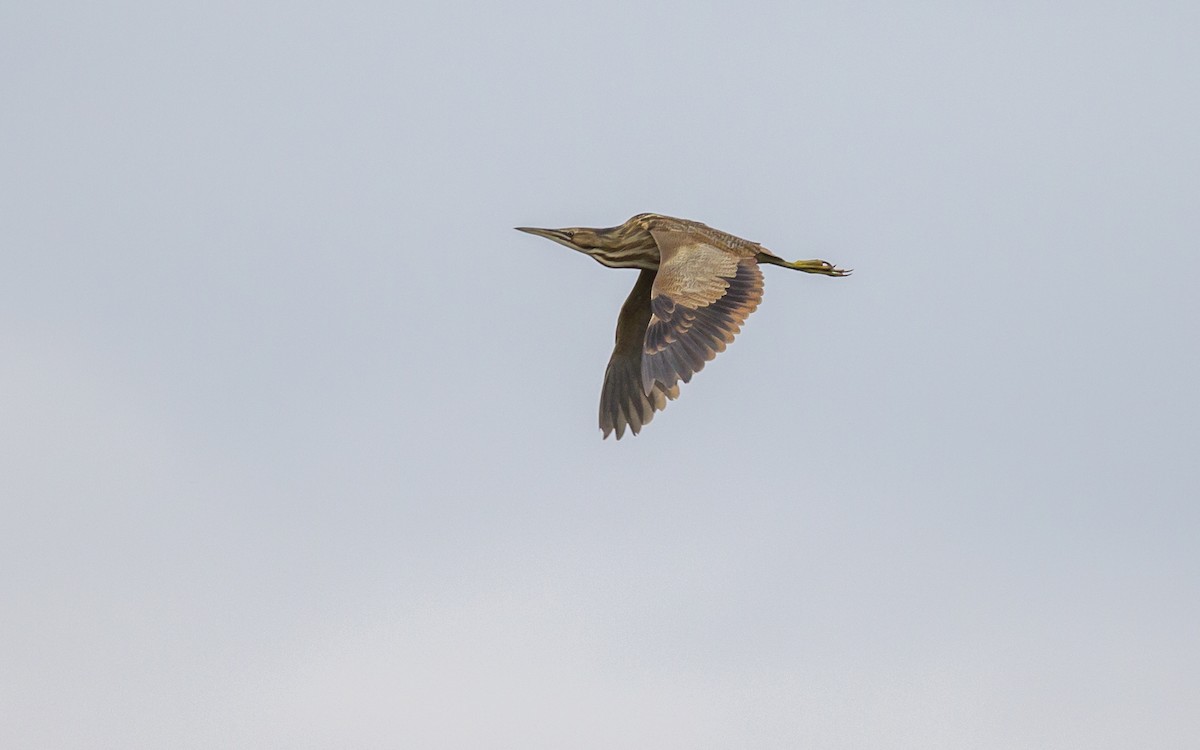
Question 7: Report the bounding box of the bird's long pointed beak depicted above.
[515,226,567,242]
[515,226,581,251]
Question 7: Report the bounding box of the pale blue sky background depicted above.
[3,2,1199,748]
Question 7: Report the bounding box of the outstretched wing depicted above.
[641,228,764,394]
[599,269,681,439]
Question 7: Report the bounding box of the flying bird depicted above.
[516,213,850,439]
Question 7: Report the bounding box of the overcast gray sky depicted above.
[3,2,1199,748]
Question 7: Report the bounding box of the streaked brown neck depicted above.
[586,221,659,270]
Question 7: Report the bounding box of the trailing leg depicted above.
[756,252,851,277]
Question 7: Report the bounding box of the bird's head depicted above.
[514,225,607,253]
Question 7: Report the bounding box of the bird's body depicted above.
[516,213,849,439]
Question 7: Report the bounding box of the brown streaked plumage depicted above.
[515,213,850,439]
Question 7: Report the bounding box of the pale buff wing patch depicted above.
[640,230,764,395]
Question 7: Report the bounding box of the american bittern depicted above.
[516,213,850,439]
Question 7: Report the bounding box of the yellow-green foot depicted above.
[787,259,852,276]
